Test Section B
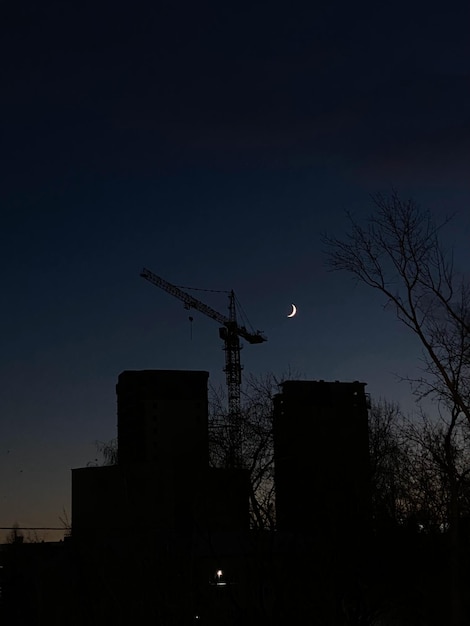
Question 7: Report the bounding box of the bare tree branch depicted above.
[323,192,470,425]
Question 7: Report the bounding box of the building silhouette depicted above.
[5,372,455,624]
[117,369,209,469]
[274,380,371,538]
[72,369,249,538]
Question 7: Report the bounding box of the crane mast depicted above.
[140,267,267,467]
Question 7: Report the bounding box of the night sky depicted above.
[1,1,469,539]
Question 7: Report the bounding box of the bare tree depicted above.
[323,192,470,423]
[209,370,302,530]
[368,400,408,530]
[59,506,72,538]
[324,193,470,625]
[371,402,470,531]
[95,438,118,466]
[209,373,277,529]
[6,522,24,544]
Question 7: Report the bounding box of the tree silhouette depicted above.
[209,373,279,530]
[324,193,470,625]
[324,192,470,424]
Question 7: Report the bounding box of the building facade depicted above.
[273,380,371,538]
[117,369,210,471]
[72,369,249,537]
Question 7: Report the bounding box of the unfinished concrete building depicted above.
[72,369,249,538]
[273,380,371,539]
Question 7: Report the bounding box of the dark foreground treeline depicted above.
[1,524,470,626]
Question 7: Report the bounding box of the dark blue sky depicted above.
[1,0,469,538]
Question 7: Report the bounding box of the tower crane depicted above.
[140,267,267,466]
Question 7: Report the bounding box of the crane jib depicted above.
[140,267,267,467]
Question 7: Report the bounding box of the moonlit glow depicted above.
[287,304,297,318]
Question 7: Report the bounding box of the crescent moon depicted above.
[287,304,297,318]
